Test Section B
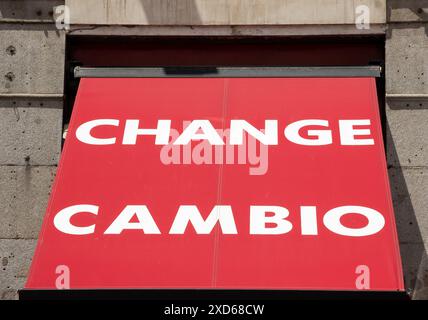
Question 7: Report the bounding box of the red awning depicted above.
[25,77,404,292]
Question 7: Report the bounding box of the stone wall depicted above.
[0,0,65,300]
[386,0,428,299]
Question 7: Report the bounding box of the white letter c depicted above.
[54,204,98,235]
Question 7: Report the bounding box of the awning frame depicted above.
[74,66,382,78]
[19,288,409,300]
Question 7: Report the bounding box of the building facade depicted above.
[0,0,427,299]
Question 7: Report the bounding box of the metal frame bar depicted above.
[19,288,409,300]
[74,66,382,78]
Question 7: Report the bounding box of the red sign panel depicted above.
[26,77,404,291]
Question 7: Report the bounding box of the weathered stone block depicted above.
[399,242,428,299]
[386,104,428,167]
[386,25,428,94]
[0,99,63,165]
[0,165,57,239]
[0,239,37,300]
[388,0,428,23]
[0,1,63,21]
[65,0,386,25]
[389,167,428,244]
[0,24,65,94]
[412,251,428,300]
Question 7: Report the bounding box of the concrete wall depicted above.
[0,0,65,300]
[386,0,428,299]
[66,0,386,25]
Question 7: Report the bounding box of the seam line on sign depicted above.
[24,79,88,288]
[370,78,405,290]
[211,78,229,288]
